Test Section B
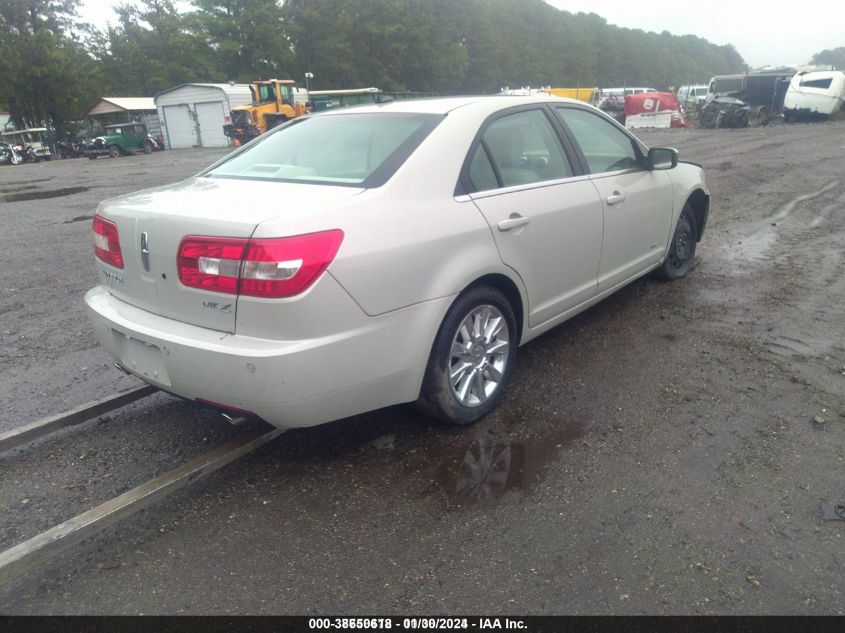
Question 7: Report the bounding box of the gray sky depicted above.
[544,0,843,67]
[81,0,843,68]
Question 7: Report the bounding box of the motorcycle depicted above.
[56,138,85,159]
[0,141,24,165]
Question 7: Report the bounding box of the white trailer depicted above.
[783,71,845,120]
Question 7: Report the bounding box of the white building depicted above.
[154,83,252,149]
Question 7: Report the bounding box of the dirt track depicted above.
[1,121,844,614]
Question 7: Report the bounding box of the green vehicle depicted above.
[85,123,158,159]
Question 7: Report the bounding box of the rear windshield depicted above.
[206,112,442,187]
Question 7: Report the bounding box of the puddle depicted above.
[719,229,777,266]
[431,422,584,506]
[0,186,88,203]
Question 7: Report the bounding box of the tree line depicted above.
[1,0,752,133]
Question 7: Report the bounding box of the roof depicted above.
[154,83,252,100]
[87,97,156,116]
[320,95,576,116]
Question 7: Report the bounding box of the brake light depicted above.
[240,230,344,298]
[176,230,343,298]
[177,237,247,294]
[92,215,124,269]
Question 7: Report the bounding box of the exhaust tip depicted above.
[114,362,131,376]
[220,411,247,426]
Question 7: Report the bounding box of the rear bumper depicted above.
[84,285,451,429]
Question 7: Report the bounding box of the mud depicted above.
[0,124,844,614]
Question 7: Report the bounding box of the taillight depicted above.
[92,215,124,269]
[176,230,343,298]
[177,237,247,294]
[240,230,344,298]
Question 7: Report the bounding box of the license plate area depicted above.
[110,329,171,386]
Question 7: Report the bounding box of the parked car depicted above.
[677,84,709,109]
[85,123,158,159]
[85,96,709,429]
[783,71,845,121]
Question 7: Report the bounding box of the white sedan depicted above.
[86,96,709,428]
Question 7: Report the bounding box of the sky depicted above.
[80,0,844,69]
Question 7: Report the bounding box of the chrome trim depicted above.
[467,174,592,201]
[140,231,150,272]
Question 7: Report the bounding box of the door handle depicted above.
[497,214,530,231]
[606,191,626,205]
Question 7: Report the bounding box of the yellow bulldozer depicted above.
[223,79,309,144]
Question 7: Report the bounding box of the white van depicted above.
[783,71,845,120]
[677,85,709,108]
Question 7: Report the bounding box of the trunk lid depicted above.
[96,176,363,332]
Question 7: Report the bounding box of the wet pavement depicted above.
[1,126,844,614]
[0,186,88,203]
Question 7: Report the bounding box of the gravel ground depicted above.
[0,123,844,614]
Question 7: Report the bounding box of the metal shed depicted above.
[154,83,252,149]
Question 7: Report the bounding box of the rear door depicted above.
[466,107,604,328]
[123,125,145,151]
[554,106,674,292]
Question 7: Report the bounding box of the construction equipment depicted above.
[223,79,309,144]
[540,87,597,103]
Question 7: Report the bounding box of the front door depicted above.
[554,106,674,292]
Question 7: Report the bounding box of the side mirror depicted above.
[647,147,679,170]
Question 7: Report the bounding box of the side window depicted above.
[478,109,573,188]
[555,108,640,174]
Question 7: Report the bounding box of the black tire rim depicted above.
[666,213,693,273]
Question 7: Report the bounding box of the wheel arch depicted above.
[460,272,526,346]
[685,188,709,242]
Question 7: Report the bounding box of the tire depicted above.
[142,139,153,154]
[108,145,120,159]
[10,151,22,165]
[417,286,517,425]
[88,155,97,160]
[655,204,697,280]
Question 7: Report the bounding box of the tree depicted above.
[189,0,294,82]
[0,0,103,133]
[100,0,219,95]
[811,47,845,69]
